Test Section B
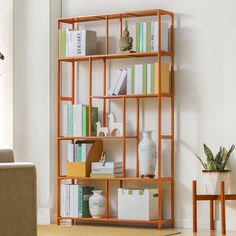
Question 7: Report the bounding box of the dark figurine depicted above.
[119,27,133,51]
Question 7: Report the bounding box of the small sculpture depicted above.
[100,151,106,166]
[119,26,133,52]
[0,51,4,60]
[108,112,123,136]
[96,122,108,137]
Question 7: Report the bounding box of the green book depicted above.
[78,144,82,162]
[136,23,140,52]
[146,22,151,52]
[82,106,89,136]
[90,173,122,178]
[92,107,98,136]
[78,186,94,218]
[151,64,155,94]
[142,64,147,94]
[131,65,135,94]
[68,105,73,136]
[59,29,66,57]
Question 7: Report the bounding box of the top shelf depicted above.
[58,9,174,24]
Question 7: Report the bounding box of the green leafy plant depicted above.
[195,144,235,170]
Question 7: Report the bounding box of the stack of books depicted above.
[136,21,168,52]
[108,63,170,96]
[68,143,93,162]
[59,29,96,57]
[63,104,98,137]
[90,162,123,178]
[60,184,94,218]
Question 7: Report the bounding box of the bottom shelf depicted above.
[58,216,173,226]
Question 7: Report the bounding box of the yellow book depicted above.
[155,63,170,94]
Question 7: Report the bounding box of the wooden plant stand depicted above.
[192,180,236,234]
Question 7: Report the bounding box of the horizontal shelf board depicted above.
[58,9,173,24]
[58,51,172,62]
[57,136,137,140]
[58,96,73,101]
[161,135,174,139]
[91,94,172,99]
[58,176,174,182]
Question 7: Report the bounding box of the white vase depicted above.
[89,190,106,218]
[202,170,231,195]
[138,131,157,178]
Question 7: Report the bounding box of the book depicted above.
[140,22,143,52]
[108,69,122,95]
[151,63,155,94]
[126,68,132,95]
[68,144,74,162]
[143,22,146,52]
[90,173,123,178]
[135,23,140,52]
[113,69,127,95]
[73,104,83,137]
[59,29,66,57]
[135,64,143,94]
[155,63,170,94]
[69,184,79,217]
[68,105,73,136]
[131,65,135,94]
[92,107,98,136]
[142,64,147,94]
[92,161,122,169]
[63,104,69,136]
[78,186,94,218]
[92,167,122,174]
[78,144,82,162]
[60,184,70,217]
[82,106,89,136]
[81,143,93,162]
[146,22,151,52]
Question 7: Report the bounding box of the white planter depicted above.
[202,170,231,195]
[138,131,157,177]
[89,190,105,218]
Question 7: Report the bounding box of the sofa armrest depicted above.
[0,163,37,236]
[0,149,14,163]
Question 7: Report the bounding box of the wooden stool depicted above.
[192,180,236,234]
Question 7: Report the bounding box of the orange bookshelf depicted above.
[56,9,175,229]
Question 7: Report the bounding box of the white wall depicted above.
[13,0,61,224]
[61,0,236,230]
[0,0,13,148]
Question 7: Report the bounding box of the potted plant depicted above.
[195,144,235,194]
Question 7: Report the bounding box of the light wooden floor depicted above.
[38,225,236,236]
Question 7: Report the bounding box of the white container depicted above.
[89,190,105,218]
[138,131,157,177]
[202,170,231,195]
[118,188,158,221]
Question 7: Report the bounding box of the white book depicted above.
[72,30,82,57]
[108,69,122,95]
[68,144,74,162]
[135,65,143,94]
[113,69,127,95]
[92,161,122,169]
[66,29,70,57]
[161,22,169,51]
[147,64,152,94]
[143,22,146,52]
[82,143,93,162]
[92,167,123,174]
[126,68,132,95]
[69,185,79,217]
[61,184,70,217]
[63,104,68,136]
[73,104,83,136]
[151,22,155,52]
[134,65,139,94]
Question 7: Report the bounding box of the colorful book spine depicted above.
[68,105,73,136]
[140,22,143,52]
[151,64,155,94]
[92,107,98,136]
[82,106,89,136]
[131,65,135,94]
[142,64,147,94]
[78,186,94,218]
[59,29,66,57]
[135,23,140,52]
[146,22,151,52]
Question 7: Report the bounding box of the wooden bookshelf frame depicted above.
[56,9,175,229]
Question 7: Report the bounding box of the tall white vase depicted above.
[138,131,157,178]
[89,190,106,218]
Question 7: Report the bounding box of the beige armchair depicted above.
[0,149,37,236]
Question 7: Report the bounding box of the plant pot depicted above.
[202,170,231,194]
[89,190,105,218]
[138,131,157,178]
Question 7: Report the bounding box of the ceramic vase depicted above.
[202,170,231,195]
[138,131,157,178]
[89,190,106,218]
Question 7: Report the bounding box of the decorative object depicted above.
[108,112,123,136]
[119,26,133,52]
[89,190,106,218]
[96,122,108,136]
[138,131,157,178]
[0,51,4,60]
[195,144,235,194]
[99,151,106,166]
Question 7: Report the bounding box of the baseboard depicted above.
[175,218,236,231]
[37,208,56,225]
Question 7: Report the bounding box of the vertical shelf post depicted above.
[106,179,109,219]
[119,15,123,38]
[136,98,140,177]
[106,16,109,54]
[170,13,175,227]
[89,58,93,136]
[122,97,126,177]
[103,59,107,126]
[157,9,162,230]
